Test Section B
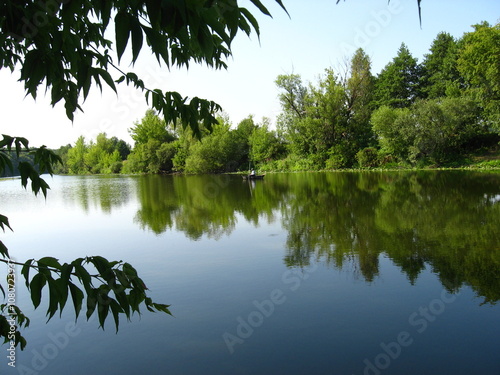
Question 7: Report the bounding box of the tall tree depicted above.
[249,118,282,165]
[374,43,423,108]
[345,48,376,150]
[67,136,89,174]
[184,119,241,174]
[126,110,178,173]
[275,74,308,119]
[421,32,462,99]
[275,73,311,157]
[310,68,348,162]
[457,22,500,129]
[129,109,177,146]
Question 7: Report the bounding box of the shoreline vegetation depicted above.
[6,21,498,179]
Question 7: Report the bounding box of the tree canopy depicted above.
[0,0,287,137]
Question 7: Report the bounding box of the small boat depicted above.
[242,174,265,180]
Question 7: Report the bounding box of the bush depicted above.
[109,161,123,174]
[356,147,379,168]
[325,152,346,170]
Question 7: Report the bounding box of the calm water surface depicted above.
[1,171,499,375]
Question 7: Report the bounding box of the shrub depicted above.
[356,147,379,168]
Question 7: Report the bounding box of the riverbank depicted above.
[251,148,500,174]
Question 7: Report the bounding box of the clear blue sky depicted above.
[1,0,499,148]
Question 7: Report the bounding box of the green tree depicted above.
[457,22,500,129]
[310,68,349,167]
[184,119,241,174]
[126,110,179,173]
[0,0,288,349]
[408,98,484,164]
[52,144,72,174]
[249,118,282,164]
[233,115,258,168]
[109,137,131,160]
[129,109,176,146]
[371,98,486,164]
[67,133,129,174]
[421,32,462,99]
[276,50,376,169]
[371,105,411,159]
[374,43,423,108]
[343,48,376,155]
[67,136,89,174]
[275,74,308,118]
[156,142,179,173]
[276,71,344,165]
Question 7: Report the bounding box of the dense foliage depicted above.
[64,133,131,174]
[1,0,287,137]
[270,22,499,170]
[53,22,500,174]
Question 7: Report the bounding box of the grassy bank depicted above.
[250,148,500,173]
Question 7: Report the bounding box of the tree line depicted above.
[54,21,500,174]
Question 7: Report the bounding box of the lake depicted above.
[1,171,499,375]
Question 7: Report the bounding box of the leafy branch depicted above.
[1,0,288,138]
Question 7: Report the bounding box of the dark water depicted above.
[1,171,499,375]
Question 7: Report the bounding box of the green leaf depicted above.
[0,241,9,258]
[150,300,173,316]
[16,331,27,351]
[0,135,14,149]
[0,214,13,232]
[224,7,240,40]
[68,282,84,320]
[100,0,113,29]
[14,137,29,157]
[145,0,161,28]
[94,68,117,93]
[97,294,110,329]
[89,256,114,283]
[112,286,130,320]
[86,288,98,320]
[46,277,60,321]
[0,151,14,175]
[109,299,123,332]
[145,297,155,312]
[38,256,62,269]
[122,263,138,278]
[114,269,131,288]
[56,280,69,315]
[249,0,271,16]
[29,273,47,309]
[273,0,290,17]
[73,264,93,293]
[128,288,144,314]
[21,259,34,288]
[131,18,144,64]
[240,8,260,37]
[142,26,170,67]
[115,11,131,62]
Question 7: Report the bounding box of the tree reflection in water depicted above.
[70,171,500,304]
